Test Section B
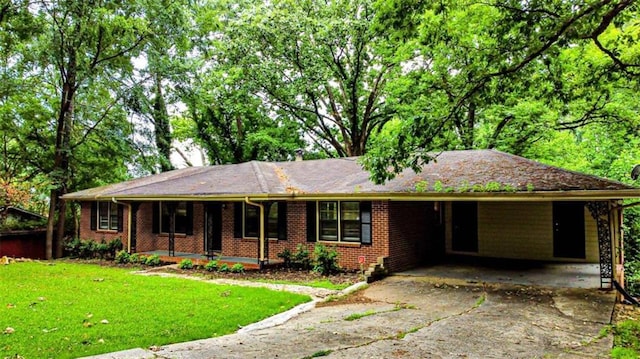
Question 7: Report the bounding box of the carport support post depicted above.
[586,201,614,289]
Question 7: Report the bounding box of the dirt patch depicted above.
[613,302,640,322]
[316,287,375,307]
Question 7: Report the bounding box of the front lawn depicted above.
[0,262,310,358]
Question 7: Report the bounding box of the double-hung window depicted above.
[237,202,287,240]
[160,202,189,234]
[98,201,119,231]
[314,201,371,244]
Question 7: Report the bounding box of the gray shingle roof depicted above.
[63,150,639,200]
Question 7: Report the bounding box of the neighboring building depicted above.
[63,150,640,288]
[0,206,47,259]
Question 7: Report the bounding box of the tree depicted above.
[24,0,150,258]
[214,0,397,157]
[364,0,639,183]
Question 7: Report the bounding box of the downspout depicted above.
[112,198,132,253]
[244,197,265,267]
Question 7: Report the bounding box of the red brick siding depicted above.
[136,202,205,254]
[387,202,433,272]
[79,202,129,249]
[80,200,394,270]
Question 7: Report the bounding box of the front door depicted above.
[553,202,586,259]
[205,203,222,253]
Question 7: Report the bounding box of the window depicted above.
[314,201,371,244]
[157,202,192,234]
[97,201,119,231]
[244,204,260,238]
[241,202,287,239]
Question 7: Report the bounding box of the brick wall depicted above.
[387,201,434,271]
[79,202,129,249]
[136,202,205,254]
[81,200,394,270]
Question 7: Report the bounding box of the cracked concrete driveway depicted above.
[89,275,615,359]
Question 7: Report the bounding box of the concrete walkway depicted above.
[83,273,615,359]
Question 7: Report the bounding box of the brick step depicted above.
[364,256,389,283]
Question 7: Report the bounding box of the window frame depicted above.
[159,201,189,235]
[242,202,285,240]
[97,201,119,231]
[315,201,371,244]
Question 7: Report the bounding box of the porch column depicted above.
[166,202,177,257]
[129,203,140,253]
[586,201,614,289]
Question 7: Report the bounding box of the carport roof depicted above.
[63,149,640,201]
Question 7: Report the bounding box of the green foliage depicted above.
[218,263,230,273]
[115,250,130,264]
[293,244,312,270]
[129,253,141,264]
[0,262,310,358]
[277,248,292,268]
[230,263,245,273]
[414,180,428,193]
[612,320,640,358]
[312,244,340,276]
[204,260,219,272]
[0,217,47,231]
[144,254,162,267]
[95,241,109,260]
[178,259,194,270]
[107,239,123,259]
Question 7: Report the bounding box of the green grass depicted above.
[612,319,640,358]
[0,262,310,359]
[253,278,351,290]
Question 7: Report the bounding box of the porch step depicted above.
[364,256,389,283]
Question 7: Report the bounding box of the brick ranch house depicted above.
[63,150,640,288]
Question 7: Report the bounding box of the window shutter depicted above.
[233,203,243,238]
[152,202,159,234]
[90,202,97,230]
[117,204,124,232]
[306,201,316,242]
[277,202,287,240]
[185,202,194,235]
[360,201,372,245]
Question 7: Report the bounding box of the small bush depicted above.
[96,240,109,259]
[178,259,194,270]
[204,260,219,272]
[293,244,311,270]
[107,238,123,258]
[129,253,141,264]
[115,250,130,264]
[78,240,97,259]
[218,263,229,272]
[144,254,161,266]
[63,238,82,258]
[230,263,245,273]
[277,248,293,268]
[312,244,339,276]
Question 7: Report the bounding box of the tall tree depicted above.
[364,0,639,183]
[29,0,150,258]
[215,0,397,157]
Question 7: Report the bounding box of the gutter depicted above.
[111,197,132,253]
[244,197,266,267]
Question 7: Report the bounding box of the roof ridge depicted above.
[250,161,270,193]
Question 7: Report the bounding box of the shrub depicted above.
[230,263,245,273]
[115,250,130,264]
[204,260,219,272]
[96,240,109,259]
[78,240,97,259]
[178,259,194,270]
[63,238,82,258]
[218,263,230,272]
[144,254,161,266]
[107,238,123,259]
[293,244,311,270]
[129,253,141,264]
[312,244,339,276]
[277,248,293,268]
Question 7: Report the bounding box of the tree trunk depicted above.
[153,74,174,172]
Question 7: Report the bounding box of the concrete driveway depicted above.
[88,274,615,359]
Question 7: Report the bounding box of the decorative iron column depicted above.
[586,201,613,289]
[166,203,177,257]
